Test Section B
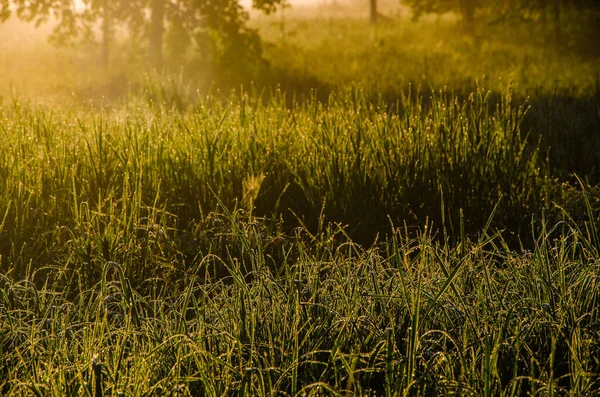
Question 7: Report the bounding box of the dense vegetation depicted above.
[1,3,600,395]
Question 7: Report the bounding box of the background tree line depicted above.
[0,0,285,72]
[400,0,600,46]
[1,0,598,75]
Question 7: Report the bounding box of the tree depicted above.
[0,0,286,71]
[0,0,90,43]
[149,0,165,68]
[488,0,600,44]
[147,0,263,69]
[370,0,377,24]
[0,0,137,67]
[402,0,483,32]
[0,0,8,21]
[403,0,600,40]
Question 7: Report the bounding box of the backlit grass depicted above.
[1,11,600,396]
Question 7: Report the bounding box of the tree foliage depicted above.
[0,0,287,70]
[403,0,482,29]
[0,0,87,44]
[403,0,600,39]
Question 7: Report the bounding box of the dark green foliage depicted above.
[402,0,482,30]
[403,0,600,41]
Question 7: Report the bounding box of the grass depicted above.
[1,8,600,396]
[2,211,600,395]
[0,83,561,267]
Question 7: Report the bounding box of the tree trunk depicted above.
[458,0,475,33]
[101,0,111,69]
[554,0,561,44]
[540,0,547,23]
[370,0,377,24]
[149,0,165,70]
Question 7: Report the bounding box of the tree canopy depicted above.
[402,0,600,41]
[402,0,481,30]
[0,0,286,70]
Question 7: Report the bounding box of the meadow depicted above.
[1,5,600,395]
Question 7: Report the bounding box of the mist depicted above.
[1,0,600,395]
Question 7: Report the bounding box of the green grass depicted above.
[0,83,561,268]
[2,211,600,395]
[254,14,600,95]
[1,10,600,396]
